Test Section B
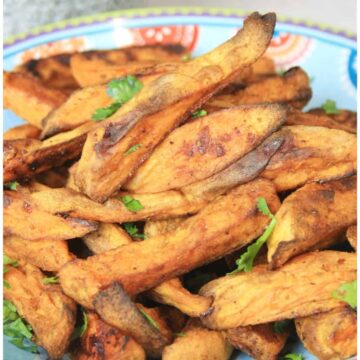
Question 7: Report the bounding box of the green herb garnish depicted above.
[283,353,303,360]
[175,332,186,337]
[120,196,144,213]
[4,182,19,191]
[71,308,88,341]
[332,280,357,309]
[123,223,146,239]
[4,255,18,289]
[124,144,141,156]
[228,197,276,274]
[277,68,286,76]
[192,109,207,118]
[42,276,59,285]
[273,320,290,333]
[321,99,340,115]
[139,308,160,330]
[92,102,122,121]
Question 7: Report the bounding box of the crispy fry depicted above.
[268,176,357,269]
[249,55,276,80]
[4,71,68,128]
[144,217,187,237]
[3,189,98,240]
[207,67,311,110]
[4,236,73,271]
[261,125,357,192]
[162,320,233,360]
[347,225,357,251]
[4,263,77,359]
[75,311,146,360]
[225,323,289,360]
[74,12,276,202]
[35,169,69,188]
[4,124,41,140]
[125,103,287,193]
[295,307,357,360]
[199,251,356,329]
[59,179,280,308]
[93,282,173,357]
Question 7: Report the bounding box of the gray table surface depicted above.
[4,0,356,40]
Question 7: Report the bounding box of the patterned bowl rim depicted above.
[4,6,357,48]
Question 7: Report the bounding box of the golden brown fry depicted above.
[261,125,357,192]
[249,55,276,79]
[286,108,357,133]
[16,53,78,91]
[4,71,68,128]
[74,12,276,202]
[226,323,289,360]
[347,225,357,251]
[163,320,233,360]
[75,311,146,360]
[4,124,41,140]
[126,103,287,193]
[93,282,173,357]
[35,169,69,188]
[3,189,98,241]
[83,223,131,254]
[59,179,280,308]
[144,217,187,237]
[4,236,73,271]
[268,176,357,269]
[199,251,356,329]
[207,67,311,110]
[4,263,77,359]
[295,307,357,360]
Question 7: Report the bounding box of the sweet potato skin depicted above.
[4,263,77,359]
[199,251,356,329]
[295,307,357,360]
[267,176,357,268]
[59,179,280,308]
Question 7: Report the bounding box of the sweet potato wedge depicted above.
[267,176,357,269]
[207,67,311,110]
[74,12,276,202]
[3,189,98,240]
[4,124,41,140]
[59,178,280,308]
[75,311,146,360]
[125,103,287,193]
[4,263,77,359]
[4,236,73,271]
[295,307,357,360]
[4,71,68,128]
[261,125,357,192]
[93,282,173,357]
[347,225,357,251]
[225,323,289,360]
[199,251,356,329]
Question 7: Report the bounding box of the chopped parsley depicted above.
[123,222,146,240]
[124,144,141,156]
[71,308,88,341]
[92,76,143,121]
[283,353,303,360]
[228,197,276,274]
[192,109,207,118]
[273,320,290,333]
[4,255,18,289]
[120,196,144,213]
[4,182,19,191]
[321,99,340,115]
[42,276,59,285]
[332,280,357,309]
[139,308,160,330]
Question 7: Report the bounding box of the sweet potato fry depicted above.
[16,53,78,91]
[59,179,280,308]
[248,55,276,80]
[75,311,146,360]
[286,108,357,133]
[162,320,233,360]
[4,263,77,359]
[125,103,287,193]
[4,71,68,128]
[295,307,357,360]
[4,236,73,271]
[93,282,173,357]
[225,323,289,360]
[347,225,357,251]
[207,67,311,110]
[261,125,357,192]
[3,189,98,240]
[199,251,356,329]
[4,124,41,140]
[267,176,357,269]
[74,12,276,201]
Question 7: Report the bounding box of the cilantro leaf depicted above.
[9,338,38,353]
[3,300,17,323]
[124,144,141,156]
[42,276,59,285]
[120,196,144,213]
[71,308,88,341]
[4,318,33,339]
[273,320,290,333]
[192,109,207,118]
[4,182,19,191]
[4,281,11,289]
[4,255,18,267]
[123,222,146,240]
[283,353,303,360]
[106,76,143,103]
[92,102,122,121]
[139,308,160,330]
[321,99,340,115]
[332,280,357,309]
[229,197,276,274]
[277,68,286,76]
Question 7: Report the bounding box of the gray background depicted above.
[4,0,357,40]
